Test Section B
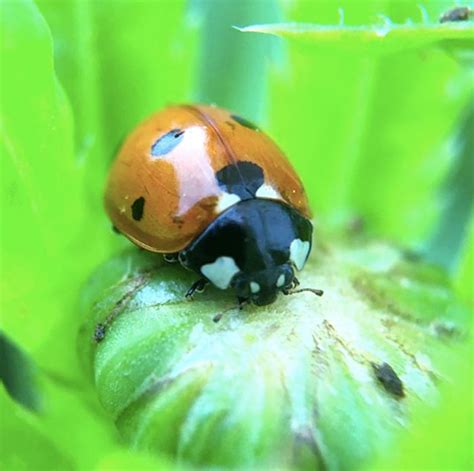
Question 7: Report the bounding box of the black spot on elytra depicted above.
[131,197,145,221]
[215,161,264,200]
[231,114,259,131]
[440,6,471,23]
[372,362,405,398]
[151,128,185,157]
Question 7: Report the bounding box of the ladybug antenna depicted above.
[213,298,249,323]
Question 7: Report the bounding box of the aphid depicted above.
[440,6,472,23]
[372,362,405,398]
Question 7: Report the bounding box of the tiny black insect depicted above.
[94,323,106,342]
[440,6,472,23]
[372,362,405,398]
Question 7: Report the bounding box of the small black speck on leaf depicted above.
[440,6,472,23]
[372,362,405,398]
[94,323,106,342]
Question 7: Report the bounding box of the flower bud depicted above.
[79,240,469,470]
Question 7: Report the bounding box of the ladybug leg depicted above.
[283,277,300,295]
[185,278,209,299]
[163,253,179,264]
[237,297,248,309]
[213,297,248,323]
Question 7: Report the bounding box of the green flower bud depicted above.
[78,238,469,470]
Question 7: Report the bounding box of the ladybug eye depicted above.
[151,129,185,157]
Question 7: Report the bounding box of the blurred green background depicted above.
[0,0,472,469]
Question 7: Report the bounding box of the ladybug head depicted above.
[180,198,313,307]
[231,263,295,306]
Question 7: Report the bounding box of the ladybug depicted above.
[105,104,317,307]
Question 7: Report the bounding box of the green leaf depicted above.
[193,0,281,121]
[36,0,109,202]
[425,102,474,269]
[94,450,189,471]
[246,0,474,52]
[79,239,470,470]
[0,365,168,470]
[37,0,198,244]
[244,0,474,249]
[0,332,40,411]
[0,0,198,378]
[0,3,197,468]
[0,387,73,470]
[237,21,474,55]
[0,0,89,373]
[90,0,197,150]
[33,373,123,470]
[455,215,474,308]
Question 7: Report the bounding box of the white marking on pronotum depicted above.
[216,192,241,213]
[250,281,260,294]
[290,239,310,271]
[201,256,240,290]
[255,183,281,200]
[276,274,285,288]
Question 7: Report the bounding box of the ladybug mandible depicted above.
[105,104,315,307]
